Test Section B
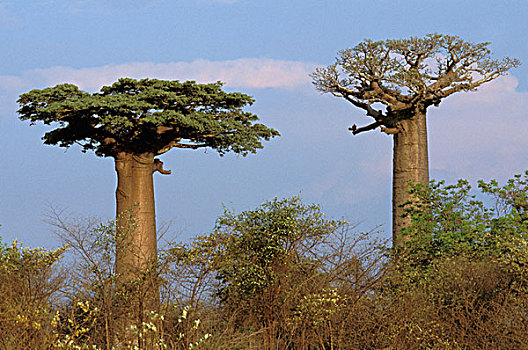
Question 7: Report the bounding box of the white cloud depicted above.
[0,75,27,91]
[429,74,528,182]
[0,58,314,93]
[449,74,521,104]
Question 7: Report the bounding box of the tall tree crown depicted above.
[311,34,520,134]
[18,78,279,157]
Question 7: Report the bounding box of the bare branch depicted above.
[157,126,173,134]
[158,141,204,155]
[102,137,116,145]
[342,94,384,119]
[153,158,171,175]
[381,126,401,135]
[349,121,382,135]
[313,34,519,128]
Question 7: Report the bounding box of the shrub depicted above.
[0,240,66,349]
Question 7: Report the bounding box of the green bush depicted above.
[1,171,527,349]
[384,171,528,349]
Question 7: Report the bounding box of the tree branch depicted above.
[439,71,503,97]
[175,143,205,149]
[102,137,116,145]
[349,121,382,135]
[157,126,173,134]
[341,93,385,120]
[381,126,401,134]
[153,158,171,175]
[157,140,206,155]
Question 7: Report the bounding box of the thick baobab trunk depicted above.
[392,107,429,246]
[114,152,161,346]
[114,152,158,280]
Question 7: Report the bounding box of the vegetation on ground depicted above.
[1,171,527,349]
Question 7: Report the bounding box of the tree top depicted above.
[311,34,520,134]
[18,78,279,158]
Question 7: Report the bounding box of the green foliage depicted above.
[397,171,528,274]
[0,240,66,349]
[162,196,384,349]
[18,78,279,157]
[479,171,528,229]
[213,197,340,305]
[3,172,528,348]
[383,171,528,349]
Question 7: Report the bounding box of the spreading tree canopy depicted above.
[18,78,277,157]
[311,33,519,245]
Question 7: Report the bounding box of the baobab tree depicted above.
[312,34,519,245]
[17,77,279,293]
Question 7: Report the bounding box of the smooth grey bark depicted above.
[391,107,429,246]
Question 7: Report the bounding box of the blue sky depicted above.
[0,0,527,247]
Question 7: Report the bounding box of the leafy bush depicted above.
[385,171,528,349]
[0,240,66,349]
[165,197,384,349]
[1,172,528,349]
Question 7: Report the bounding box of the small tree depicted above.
[312,34,519,245]
[201,197,382,349]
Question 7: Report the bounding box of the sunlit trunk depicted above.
[114,152,158,278]
[114,152,159,346]
[392,107,429,246]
